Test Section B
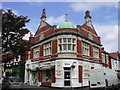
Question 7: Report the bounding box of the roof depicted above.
[58,21,75,29]
[109,52,118,59]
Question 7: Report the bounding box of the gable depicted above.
[34,20,51,37]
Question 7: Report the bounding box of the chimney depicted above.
[40,8,47,21]
[29,32,34,43]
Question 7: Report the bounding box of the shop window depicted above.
[32,72,38,84]
[42,70,52,83]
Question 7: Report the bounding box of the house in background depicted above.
[2,53,27,81]
[24,9,120,88]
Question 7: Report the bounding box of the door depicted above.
[64,67,71,87]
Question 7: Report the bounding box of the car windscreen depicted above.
[9,78,22,82]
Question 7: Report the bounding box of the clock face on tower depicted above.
[39,34,44,41]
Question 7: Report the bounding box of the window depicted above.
[33,46,40,58]
[93,46,99,58]
[44,42,52,56]
[82,41,89,56]
[102,53,105,63]
[58,38,76,52]
[106,55,109,64]
[28,51,30,60]
[42,70,51,82]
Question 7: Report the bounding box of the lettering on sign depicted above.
[42,62,51,68]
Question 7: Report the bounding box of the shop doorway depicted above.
[64,67,71,87]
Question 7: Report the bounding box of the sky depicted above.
[2,1,119,53]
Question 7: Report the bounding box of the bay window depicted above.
[58,37,76,52]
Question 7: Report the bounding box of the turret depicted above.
[40,8,47,21]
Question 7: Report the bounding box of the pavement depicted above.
[0,84,120,90]
[23,85,90,90]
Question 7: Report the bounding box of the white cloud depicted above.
[47,15,65,25]
[23,32,35,40]
[23,32,30,40]
[94,24,118,52]
[70,2,117,12]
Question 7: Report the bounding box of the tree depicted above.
[2,9,31,60]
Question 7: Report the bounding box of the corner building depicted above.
[24,9,113,88]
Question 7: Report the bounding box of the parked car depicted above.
[2,77,23,90]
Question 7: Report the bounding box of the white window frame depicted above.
[106,55,109,64]
[93,46,99,58]
[58,37,76,52]
[28,51,30,60]
[44,41,52,56]
[102,53,105,63]
[82,41,89,56]
[33,46,40,58]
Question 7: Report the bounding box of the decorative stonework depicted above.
[88,34,93,40]
[39,34,44,41]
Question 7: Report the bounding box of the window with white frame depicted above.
[106,55,109,64]
[102,53,105,63]
[82,41,89,56]
[93,46,99,58]
[33,46,40,58]
[28,51,30,60]
[58,38,76,52]
[44,41,52,56]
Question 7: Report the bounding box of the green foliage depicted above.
[2,9,31,59]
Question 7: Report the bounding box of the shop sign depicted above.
[42,62,52,69]
[64,62,71,67]
[55,61,63,78]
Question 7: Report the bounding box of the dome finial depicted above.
[41,8,47,20]
[65,14,68,22]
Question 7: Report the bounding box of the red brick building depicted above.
[24,9,119,88]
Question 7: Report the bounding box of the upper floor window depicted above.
[106,55,109,64]
[33,46,40,58]
[93,46,99,58]
[28,51,30,60]
[58,38,76,52]
[82,41,89,56]
[102,53,105,63]
[44,41,52,56]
